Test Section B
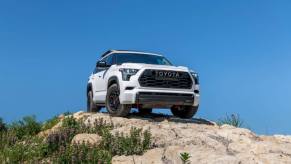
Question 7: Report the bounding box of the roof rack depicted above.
[100,49,162,58]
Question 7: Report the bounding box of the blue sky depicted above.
[0,0,291,134]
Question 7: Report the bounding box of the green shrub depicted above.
[0,115,153,163]
[217,114,244,127]
[0,130,18,162]
[63,111,73,116]
[0,118,7,132]
[0,130,17,148]
[42,116,60,131]
[142,129,151,150]
[101,127,152,156]
[180,152,191,164]
[10,116,42,140]
[52,144,111,164]
[1,136,49,163]
[46,116,80,153]
[80,118,113,136]
[62,116,80,130]
[46,128,75,154]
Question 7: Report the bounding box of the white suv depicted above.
[87,50,200,118]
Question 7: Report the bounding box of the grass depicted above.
[0,116,46,163]
[1,136,49,163]
[41,116,60,131]
[0,115,152,163]
[217,114,244,127]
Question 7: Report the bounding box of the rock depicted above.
[112,155,134,164]
[71,133,102,145]
[112,148,164,164]
[38,121,63,138]
[46,111,291,163]
[273,135,291,143]
[73,111,92,121]
[58,114,65,120]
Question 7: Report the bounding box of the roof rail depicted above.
[101,50,116,58]
[100,49,162,58]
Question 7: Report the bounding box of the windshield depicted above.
[115,53,173,66]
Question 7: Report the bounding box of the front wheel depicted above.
[171,106,198,119]
[106,84,131,117]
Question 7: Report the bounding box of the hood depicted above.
[118,63,190,72]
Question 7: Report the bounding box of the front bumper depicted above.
[119,88,199,107]
[137,92,195,106]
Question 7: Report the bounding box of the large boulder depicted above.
[71,133,102,145]
[53,111,291,163]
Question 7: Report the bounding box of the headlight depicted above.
[191,72,199,84]
[119,68,139,81]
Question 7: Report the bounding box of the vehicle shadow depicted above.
[127,112,215,126]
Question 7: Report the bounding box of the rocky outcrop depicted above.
[59,111,291,164]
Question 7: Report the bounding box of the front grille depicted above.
[139,69,193,89]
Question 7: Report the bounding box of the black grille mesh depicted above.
[139,69,193,89]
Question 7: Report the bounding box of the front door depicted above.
[92,54,115,103]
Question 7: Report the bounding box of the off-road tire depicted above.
[87,91,102,113]
[138,108,152,115]
[106,84,131,117]
[171,105,198,119]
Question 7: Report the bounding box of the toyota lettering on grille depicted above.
[155,71,180,80]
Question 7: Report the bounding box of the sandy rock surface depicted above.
[56,111,291,164]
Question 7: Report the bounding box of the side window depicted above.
[111,54,116,65]
[105,54,115,66]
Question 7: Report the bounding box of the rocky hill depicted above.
[45,111,291,164]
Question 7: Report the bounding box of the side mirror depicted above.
[96,61,107,67]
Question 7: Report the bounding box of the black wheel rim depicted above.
[177,106,186,112]
[109,90,120,111]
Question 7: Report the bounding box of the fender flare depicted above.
[107,76,120,89]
